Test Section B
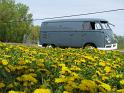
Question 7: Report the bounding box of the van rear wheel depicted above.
[47,44,56,48]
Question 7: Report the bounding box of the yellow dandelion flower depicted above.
[34,88,51,93]
[116,74,123,79]
[60,57,64,61]
[55,77,66,83]
[63,91,70,93]
[117,89,124,93]
[96,71,102,76]
[120,80,124,85]
[18,60,25,65]
[0,83,5,89]
[16,74,37,83]
[80,59,86,63]
[32,51,37,54]
[64,84,73,92]
[4,67,10,72]
[2,59,8,65]
[59,63,66,67]
[70,66,81,71]
[7,83,14,89]
[23,81,28,87]
[99,83,111,92]
[104,66,111,73]
[71,72,80,79]
[37,63,44,68]
[8,90,24,93]
[79,80,97,93]
[102,76,109,81]
[39,59,45,63]
[99,61,106,67]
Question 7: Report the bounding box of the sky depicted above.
[16,0,124,35]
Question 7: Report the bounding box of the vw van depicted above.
[39,18,117,50]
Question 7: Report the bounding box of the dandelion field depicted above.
[0,43,124,93]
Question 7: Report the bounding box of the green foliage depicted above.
[114,35,124,49]
[27,25,40,44]
[0,0,33,43]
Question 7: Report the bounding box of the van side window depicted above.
[82,22,92,30]
[82,22,101,30]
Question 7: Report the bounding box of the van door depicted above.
[67,22,84,47]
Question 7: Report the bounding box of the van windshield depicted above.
[100,21,111,30]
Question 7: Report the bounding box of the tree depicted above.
[0,0,33,43]
[114,34,124,49]
[23,25,40,44]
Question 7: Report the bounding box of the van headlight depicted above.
[105,37,111,43]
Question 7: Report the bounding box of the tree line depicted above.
[0,0,40,43]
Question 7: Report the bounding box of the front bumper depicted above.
[98,43,117,50]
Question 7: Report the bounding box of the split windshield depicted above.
[100,21,111,30]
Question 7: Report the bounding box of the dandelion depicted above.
[99,83,111,92]
[117,89,124,93]
[102,76,109,81]
[116,74,123,79]
[55,76,66,83]
[34,88,51,93]
[99,61,106,67]
[63,91,70,93]
[79,80,97,93]
[64,84,73,92]
[8,90,24,93]
[104,66,111,73]
[60,66,71,75]
[7,83,14,89]
[120,80,124,85]
[2,59,8,65]
[70,66,81,71]
[4,67,10,72]
[0,83,5,89]
[16,74,37,83]
[18,60,25,65]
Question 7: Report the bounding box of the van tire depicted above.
[42,44,47,47]
[83,43,97,49]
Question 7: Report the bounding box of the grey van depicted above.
[39,18,117,50]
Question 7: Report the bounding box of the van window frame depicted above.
[82,21,102,31]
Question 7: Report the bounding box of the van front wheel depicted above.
[83,43,96,49]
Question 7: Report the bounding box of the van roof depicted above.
[43,18,108,23]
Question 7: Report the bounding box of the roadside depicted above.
[119,48,124,55]
[120,50,124,53]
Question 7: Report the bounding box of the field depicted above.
[0,42,124,93]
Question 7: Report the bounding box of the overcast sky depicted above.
[16,0,124,35]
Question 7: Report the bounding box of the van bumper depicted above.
[97,43,117,50]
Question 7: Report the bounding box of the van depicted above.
[39,18,117,50]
